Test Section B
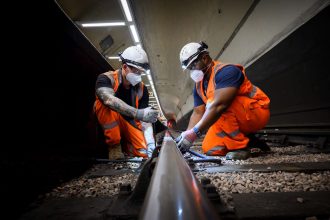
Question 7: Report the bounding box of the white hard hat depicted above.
[119,46,149,71]
[179,41,208,70]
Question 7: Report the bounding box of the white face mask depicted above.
[190,70,204,82]
[126,72,142,86]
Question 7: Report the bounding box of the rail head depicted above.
[139,132,220,220]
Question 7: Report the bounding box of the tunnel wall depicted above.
[245,5,330,128]
[176,5,330,130]
[2,1,111,217]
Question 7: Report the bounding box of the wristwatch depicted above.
[193,126,202,137]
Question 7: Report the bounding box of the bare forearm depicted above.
[195,87,238,133]
[96,87,137,118]
[195,104,227,132]
[187,110,203,129]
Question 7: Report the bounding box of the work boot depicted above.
[247,134,271,152]
[108,144,125,160]
[225,149,251,160]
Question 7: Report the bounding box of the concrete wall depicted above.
[246,5,330,128]
[2,1,111,217]
[220,0,329,66]
[176,0,329,126]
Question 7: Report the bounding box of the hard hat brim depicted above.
[181,48,207,70]
[182,55,199,70]
[128,63,147,72]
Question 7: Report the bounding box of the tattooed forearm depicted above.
[96,87,138,118]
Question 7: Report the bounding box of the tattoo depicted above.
[96,87,138,118]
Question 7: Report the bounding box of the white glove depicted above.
[147,143,156,158]
[136,107,159,123]
[142,121,156,158]
[177,128,198,152]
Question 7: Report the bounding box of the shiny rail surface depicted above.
[139,132,220,220]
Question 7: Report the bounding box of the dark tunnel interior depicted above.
[2,1,329,218]
[176,5,330,130]
[2,1,112,217]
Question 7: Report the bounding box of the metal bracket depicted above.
[106,157,156,219]
[313,137,327,149]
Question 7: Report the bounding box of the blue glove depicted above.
[177,128,198,152]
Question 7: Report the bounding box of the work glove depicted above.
[147,142,156,158]
[176,128,198,152]
[175,134,182,144]
[136,107,159,123]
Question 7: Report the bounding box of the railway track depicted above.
[20,130,330,220]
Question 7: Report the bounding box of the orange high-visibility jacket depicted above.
[195,61,270,113]
[95,69,144,109]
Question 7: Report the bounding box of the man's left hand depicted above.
[177,129,198,152]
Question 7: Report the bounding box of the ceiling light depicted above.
[81,22,125,27]
[107,56,120,60]
[120,0,133,22]
[130,25,140,43]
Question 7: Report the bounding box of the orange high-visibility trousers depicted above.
[94,104,147,158]
[202,96,270,156]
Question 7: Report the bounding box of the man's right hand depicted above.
[136,107,159,123]
[175,134,182,144]
[176,129,197,152]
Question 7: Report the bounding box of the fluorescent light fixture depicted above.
[130,25,140,43]
[148,85,165,117]
[81,22,125,27]
[107,56,120,60]
[120,0,133,22]
[151,88,163,116]
[147,75,152,81]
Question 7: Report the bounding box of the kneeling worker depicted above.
[94,46,158,159]
[177,42,270,160]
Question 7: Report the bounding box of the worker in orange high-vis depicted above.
[94,46,159,160]
[177,41,270,160]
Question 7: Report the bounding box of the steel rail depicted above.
[139,132,220,220]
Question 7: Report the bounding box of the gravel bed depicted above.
[195,171,330,209]
[190,145,330,167]
[196,171,330,193]
[45,163,140,199]
[44,144,330,209]
[46,174,138,198]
